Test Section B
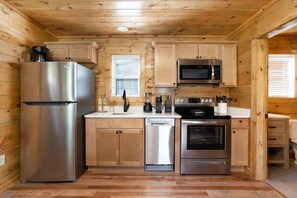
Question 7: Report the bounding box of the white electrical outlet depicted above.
[0,155,5,166]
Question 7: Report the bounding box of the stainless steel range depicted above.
[175,97,231,175]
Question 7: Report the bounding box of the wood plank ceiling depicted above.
[4,0,275,37]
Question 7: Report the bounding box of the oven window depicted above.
[180,65,211,80]
[187,125,225,150]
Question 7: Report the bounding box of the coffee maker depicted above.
[143,92,152,112]
[155,96,163,113]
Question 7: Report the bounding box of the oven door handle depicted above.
[182,120,226,125]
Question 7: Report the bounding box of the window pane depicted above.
[115,79,139,96]
[111,55,140,97]
[268,55,295,98]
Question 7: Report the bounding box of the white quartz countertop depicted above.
[268,113,290,119]
[85,111,181,118]
[215,107,251,118]
[85,106,250,119]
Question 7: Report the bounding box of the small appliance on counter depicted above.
[155,95,163,113]
[30,46,49,62]
[165,95,172,113]
[143,92,153,112]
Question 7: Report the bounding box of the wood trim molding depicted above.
[250,39,268,180]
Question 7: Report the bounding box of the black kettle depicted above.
[30,46,49,62]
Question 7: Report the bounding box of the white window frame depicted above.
[111,55,141,97]
[268,54,295,98]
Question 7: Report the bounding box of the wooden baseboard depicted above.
[231,166,245,172]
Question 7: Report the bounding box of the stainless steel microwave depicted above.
[177,59,222,84]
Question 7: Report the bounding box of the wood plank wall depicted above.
[229,0,297,180]
[268,35,297,119]
[59,36,229,110]
[0,0,54,191]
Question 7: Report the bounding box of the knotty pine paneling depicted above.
[0,0,54,192]
[59,36,229,109]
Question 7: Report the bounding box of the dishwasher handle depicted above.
[151,122,171,126]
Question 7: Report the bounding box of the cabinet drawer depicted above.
[231,119,249,128]
[96,118,144,129]
[267,121,285,133]
[268,133,285,145]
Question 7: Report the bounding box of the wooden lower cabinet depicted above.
[86,118,144,167]
[231,119,249,167]
[96,128,143,166]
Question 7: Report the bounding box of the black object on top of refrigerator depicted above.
[30,46,49,62]
[20,61,95,182]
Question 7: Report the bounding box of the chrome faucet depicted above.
[122,90,130,112]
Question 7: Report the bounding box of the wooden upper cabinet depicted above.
[177,44,198,59]
[156,42,237,88]
[45,42,99,64]
[155,44,177,87]
[177,44,220,59]
[221,44,237,87]
[198,44,221,59]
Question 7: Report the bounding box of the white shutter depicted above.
[111,55,140,97]
[268,55,295,97]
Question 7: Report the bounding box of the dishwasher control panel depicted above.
[145,118,175,126]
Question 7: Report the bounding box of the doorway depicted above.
[265,25,297,197]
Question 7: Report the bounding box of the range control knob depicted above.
[209,99,213,103]
[205,99,209,103]
[201,99,205,103]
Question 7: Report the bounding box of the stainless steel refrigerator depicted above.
[20,61,95,182]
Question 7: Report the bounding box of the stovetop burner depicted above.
[174,97,231,119]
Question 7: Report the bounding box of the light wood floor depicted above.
[1,168,284,197]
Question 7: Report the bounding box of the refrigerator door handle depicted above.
[24,102,74,106]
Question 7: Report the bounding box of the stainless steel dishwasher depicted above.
[145,118,175,171]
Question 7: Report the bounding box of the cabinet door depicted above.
[155,44,176,87]
[177,44,198,59]
[69,44,92,61]
[119,129,144,166]
[198,44,221,59]
[47,45,69,61]
[231,128,248,166]
[221,44,237,87]
[96,129,119,166]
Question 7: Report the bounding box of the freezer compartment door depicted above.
[21,62,76,102]
[20,102,77,182]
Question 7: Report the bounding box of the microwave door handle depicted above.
[211,61,215,80]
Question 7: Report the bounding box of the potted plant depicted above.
[216,95,229,114]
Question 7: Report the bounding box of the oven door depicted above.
[181,119,231,159]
